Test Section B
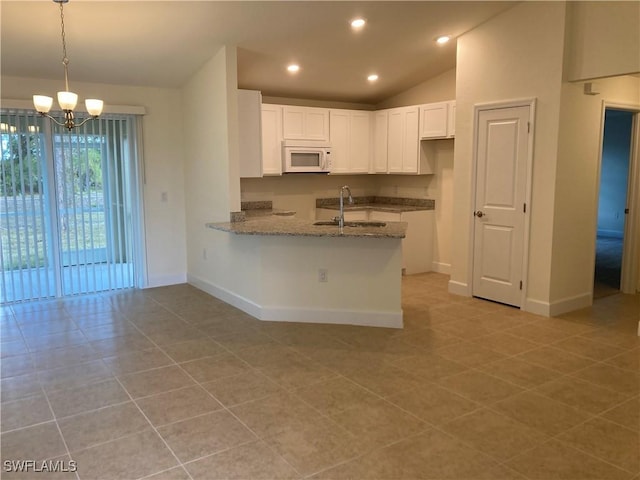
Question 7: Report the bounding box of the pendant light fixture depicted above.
[33,0,103,131]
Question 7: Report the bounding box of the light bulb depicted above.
[436,35,451,45]
[287,64,300,73]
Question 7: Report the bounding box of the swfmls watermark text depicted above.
[3,460,77,473]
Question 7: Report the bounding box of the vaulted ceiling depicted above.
[1,1,515,104]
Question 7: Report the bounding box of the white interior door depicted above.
[472,105,530,307]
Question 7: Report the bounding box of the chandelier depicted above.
[33,0,103,131]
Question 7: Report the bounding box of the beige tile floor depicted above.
[1,273,638,480]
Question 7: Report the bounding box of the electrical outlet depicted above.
[318,269,328,282]
[203,248,207,260]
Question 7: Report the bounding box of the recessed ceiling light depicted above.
[367,74,379,82]
[350,18,366,29]
[287,64,300,73]
[436,35,451,45]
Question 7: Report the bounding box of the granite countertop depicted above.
[316,196,435,213]
[207,216,407,239]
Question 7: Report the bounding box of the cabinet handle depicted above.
[473,211,484,218]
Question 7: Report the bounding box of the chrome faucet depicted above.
[338,185,354,232]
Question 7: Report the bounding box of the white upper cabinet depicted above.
[329,109,371,174]
[387,109,404,173]
[419,101,455,139]
[283,106,329,141]
[238,89,263,178]
[241,98,453,177]
[373,111,389,173]
[261,104,283,176]
[448,101,456,137]
[387,106,420,174]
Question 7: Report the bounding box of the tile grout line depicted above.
[39,382,81,480]
[115,305,305,479]
[111,374,195,480]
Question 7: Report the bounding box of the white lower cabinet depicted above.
[315,208,434,274]
[369,210,433,274]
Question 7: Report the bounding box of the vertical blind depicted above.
[0,110,142,303]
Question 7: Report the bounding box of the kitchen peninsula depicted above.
[204,211,406,328]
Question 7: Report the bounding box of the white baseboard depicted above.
[260,306,403,329]
[448,280,470,297]
[523,298,551,316]
[187,273,262,319]
[431,262,451,275]
[525,291,592,317]
[549,292,593,316]
[145,273,187,288]
[187,273,403,329]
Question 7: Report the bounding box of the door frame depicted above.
[595,101,640,294]
[467,98,536,308]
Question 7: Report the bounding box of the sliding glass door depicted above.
[1,110,143,303]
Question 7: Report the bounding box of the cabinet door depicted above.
[402,107,420,173]
[349,112,371,173]
[387,109,404,173]
[283,106,329,141]
[419,102,449,139]
[305,107,329,141]
[261,104,283,175]
[401,210,434,274]
[238,90,262,178]
[373,111,388,173]
[282,107,305,139]
[447,101,456,138]
[329,110,349,174]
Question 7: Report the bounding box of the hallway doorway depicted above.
[594,108,637,298]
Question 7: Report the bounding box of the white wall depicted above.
[375,68,456,110]
[182,46,243,292]
[551,75,640,303]
[565,1,640,82]
[451,2,566,307]
[1,75,188,287]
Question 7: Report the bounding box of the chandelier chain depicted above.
[59,1,70,91]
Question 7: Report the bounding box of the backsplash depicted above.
[316,196,435,208]
[241,174,434,220]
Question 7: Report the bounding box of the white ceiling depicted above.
[1,1,515,104]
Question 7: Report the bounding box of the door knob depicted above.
[474,211,484,218]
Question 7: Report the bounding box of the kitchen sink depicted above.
[313,221,386,227]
